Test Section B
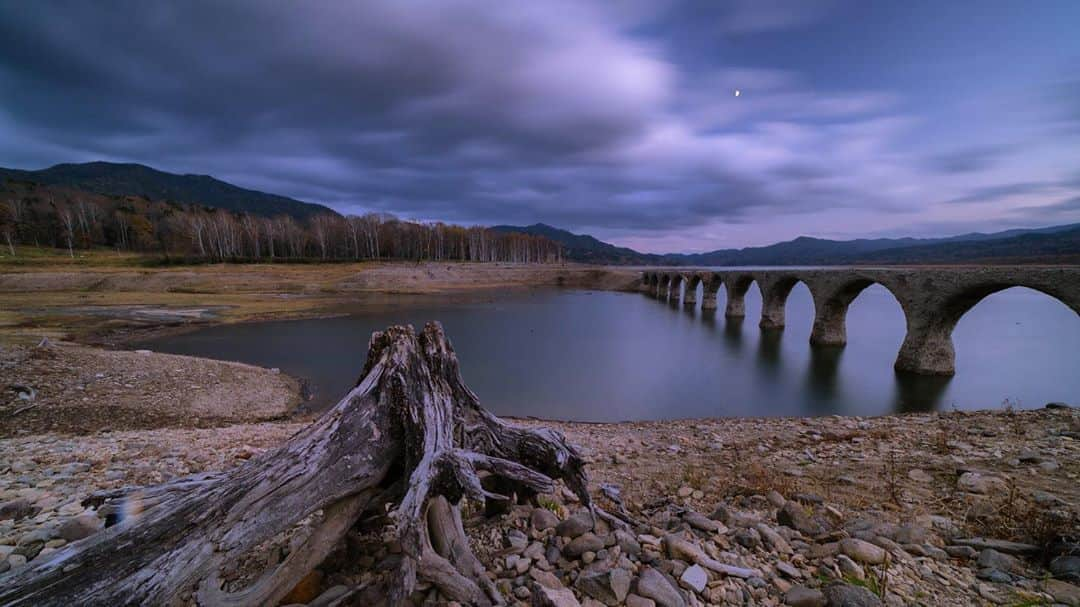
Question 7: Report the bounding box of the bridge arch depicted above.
[809,278,908,347]
[667,273,685,303]
[683,273,704,307]
[701,273,723,310]
[724,274,758,319]
[896,280,1080,375]
[758,274,811,330]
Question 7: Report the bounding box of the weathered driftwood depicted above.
[0,322,590,606]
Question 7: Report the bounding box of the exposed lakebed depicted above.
[140,285,1080,421]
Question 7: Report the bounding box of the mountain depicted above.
[492,222,1080,265]
[0,161,336,220]
[490,223,663,264]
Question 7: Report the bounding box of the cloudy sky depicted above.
[2,1,1079,252]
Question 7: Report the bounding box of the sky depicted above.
[1,1,1079,252]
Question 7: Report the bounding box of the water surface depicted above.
[141,285,1080,421]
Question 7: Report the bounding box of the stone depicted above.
[1050,555,1080,583]
[1043,579,1080,605]
[556,511,594,539]
[682,511,720,533]
[977,568,1012,583]
[778,502,827,536]
[575,567,631,606]
[755,523,793,555]
[0,499,37,522]
[951,537,1039,555]
[532,508,560,532]
[733,527,761,549]
[564,533,605,558]
[615,530,641,556]
[906,469,931,483]
[944,545,978,559]
[59,513,103,542]
[822,583,883,607]
[7,554,27,569]
[957,472,1008,495]
[840,538,887,565]
[636,567,687,607]
[507,529,529,552]
[767,490,786,508]
[837,554,864,580]
[625,594,656,607]
[530,567,563,589]
[776,561,802,579]
[784,585,827,607]
[977,549,1023,575]
[531,582,582,607]
[679,564,707,594]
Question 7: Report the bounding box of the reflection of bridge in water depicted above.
[641,267,1080,376]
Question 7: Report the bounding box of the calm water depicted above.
[141,285,1080,421]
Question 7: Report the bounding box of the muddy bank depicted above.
[0,341,302,437]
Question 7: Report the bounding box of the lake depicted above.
[140,284,1080,421]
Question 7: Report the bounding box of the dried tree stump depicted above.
[0,322,591,606]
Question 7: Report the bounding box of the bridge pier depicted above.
[683,281,697,306]
[759,291,787,330]
[895,325,956,376]
[724,282,746,318]
[810,301,848,346]
[701,290,718,310]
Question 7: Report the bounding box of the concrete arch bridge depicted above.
[640,267,1080,376]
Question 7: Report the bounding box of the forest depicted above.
[0,180,563,264]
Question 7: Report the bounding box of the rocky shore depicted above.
[1,340,1077,606]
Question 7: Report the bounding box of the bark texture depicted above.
[0,322,590,606]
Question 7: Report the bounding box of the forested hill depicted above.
[494,222,1080,265]
[0,162,335,220]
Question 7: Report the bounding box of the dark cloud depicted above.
[0,1,1077,248]
[925,145,1004,174]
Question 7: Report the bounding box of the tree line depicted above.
[0,180,563,263]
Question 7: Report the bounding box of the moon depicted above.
[734,89,741,97]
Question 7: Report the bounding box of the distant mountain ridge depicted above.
[0,161,336,220]
[493,222,1080,265]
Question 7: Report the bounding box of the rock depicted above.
[837,554,864,580]
[59,513,103,542]
[755,523,793,555]
[636,567,687,607]
[663,533,759,578]
[778,502,827,536]
[676,486,693,498]
[767,490,786,508]
[7,554,27,569]
[957,472,1008,495]
[822,583,883,607]
[951,538,1039,555]
[615,530,641,556]
[733,527,761,549]
[784,585,827,607]
[679,564,707,594]
[532,508,560,532]
[906,469,931,483]
[564,533,605,558]
[682,511,720,533]
[776,561,802,579]
[977,549,1023,575]
[575,567,631,606]
[1050,555,1080,583]
[556,511,594,538]
[1043,579,1080,605]
[507,528,529,552]
[1045,402,1072,409]
[944,545,978,559]
[977,568,1012,583]
[530,567,563,589]
[531,581,582,607]
[625,594,656,607]
[839,538,886,565]
[0,498,38,522]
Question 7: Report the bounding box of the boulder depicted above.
[635,567,687,607]
[556,511,594,539]
[679,564,707,594]
[574,567,631,606]
[839,538,886,565]
[784,585,827,607]
[822,583,883,607]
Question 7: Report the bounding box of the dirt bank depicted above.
[0,341,301,437]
